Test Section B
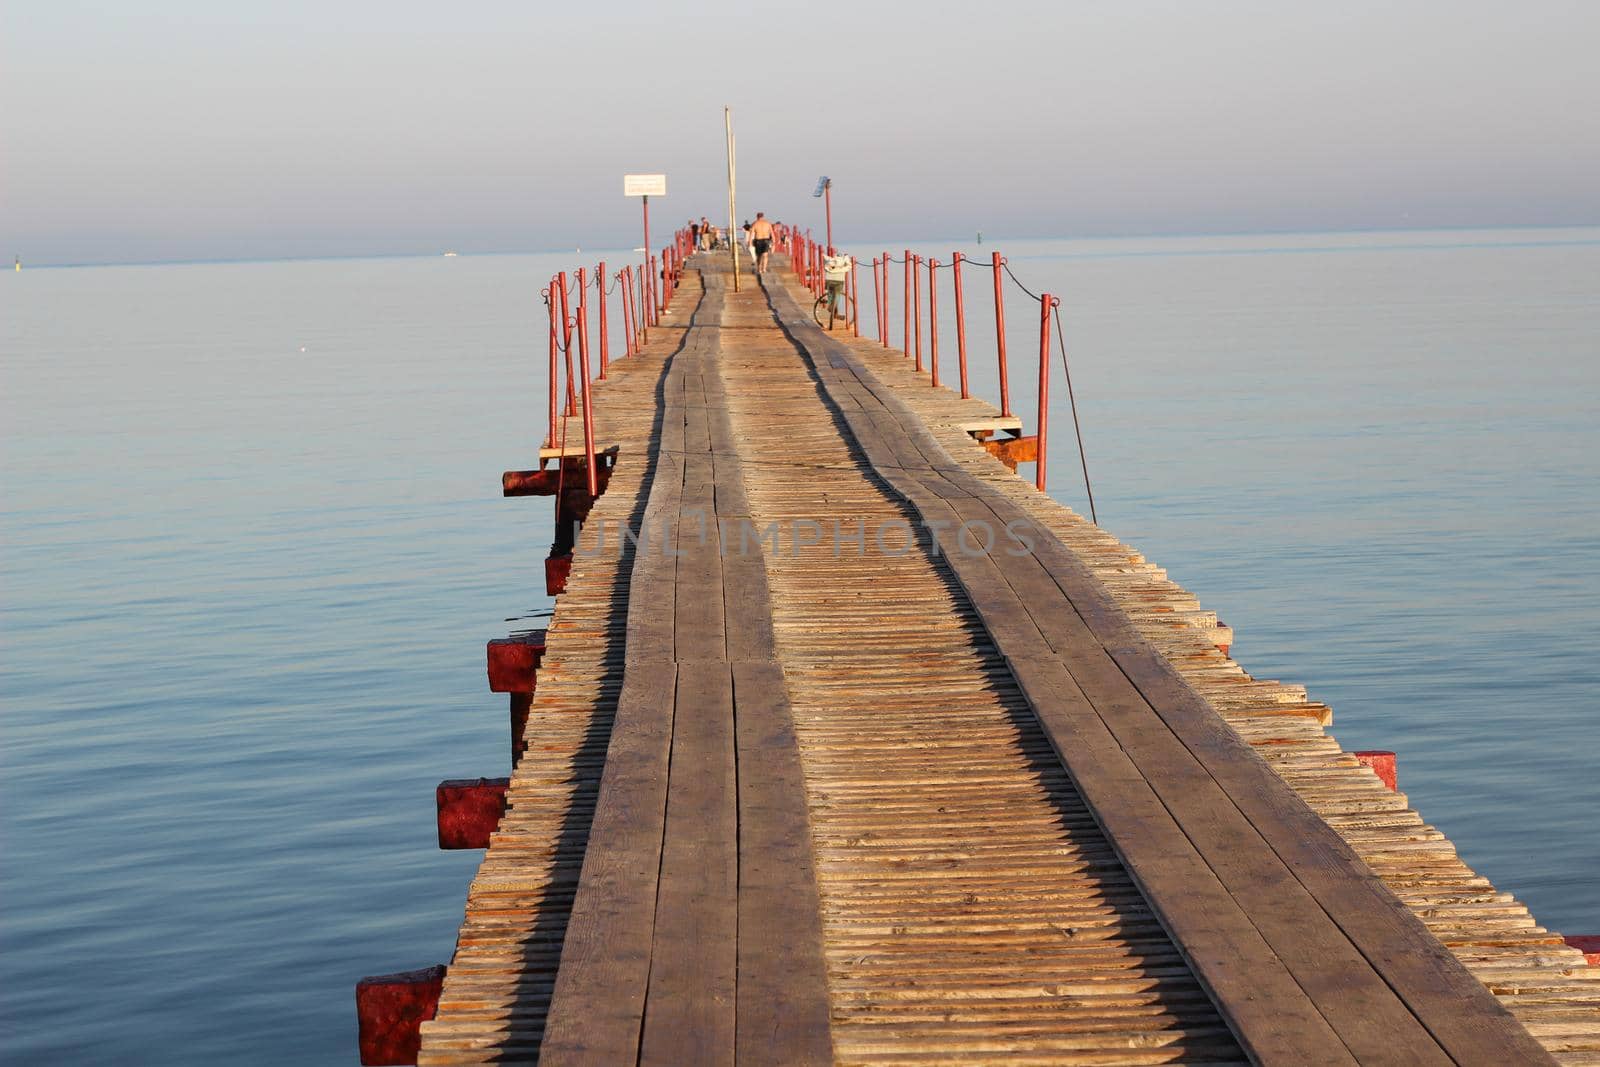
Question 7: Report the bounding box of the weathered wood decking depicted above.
[416,255,1600,1065]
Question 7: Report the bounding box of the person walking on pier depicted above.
[750,212,775,273]
[689,218,701,251]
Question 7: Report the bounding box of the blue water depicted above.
[3,229,1597,1062]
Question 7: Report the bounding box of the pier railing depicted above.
[783,227,1093,515]
[534,223,1092,521]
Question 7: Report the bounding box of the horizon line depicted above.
[9,220,1598,271]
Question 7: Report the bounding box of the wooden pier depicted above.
[373,251,1599,1065]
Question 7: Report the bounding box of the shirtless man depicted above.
[749,212,776,273]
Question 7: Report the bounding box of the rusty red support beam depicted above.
[487,633,545,693]
[1565,937,1600,965]
[952,251,970,398]
[993,251,1011,417]
[436,777,511,849]
[1354,750,1398,792]
[928,257,940,387]
[355,966,446,1066]
[546,553,572,596]
[981,433,1039,471]
[501,469,560,496]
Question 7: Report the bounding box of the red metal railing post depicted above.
[992,252,1011,417]
[649,255,658,325]
[545,281,558,449]
[881,251,891,347]
[871,257,882,344]
[952,252,970,398]
[597,261,609,379]
[621,267,635,356]
[1037,293,1053,492]
[902,250,911,358]
[630,263,643,343]
[558,272,577,416]
[850,256,860,337]
[912,254,923,372]
[927,258,939,387]
[576,269,599,499]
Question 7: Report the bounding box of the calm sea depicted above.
[3,228,1596,1062]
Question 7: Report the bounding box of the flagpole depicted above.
[726,107,739,291]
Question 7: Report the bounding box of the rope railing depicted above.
[783,228,1096,518]
[538,226,698,498]
[536,220,1094,526]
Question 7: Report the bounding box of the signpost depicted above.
[624,174,666,321]
[813,175,833,254]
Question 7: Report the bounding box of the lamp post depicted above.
[813,176,832,254]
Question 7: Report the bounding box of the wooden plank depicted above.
[918,473,1556,1063]
[921,488,1452,1064]
[673,437,727,661]
[537,662,678,1066]
[757,274,1546,1064]
[754,287,1358,1062]
[639,660,737,1067]
[732,659,834,1066]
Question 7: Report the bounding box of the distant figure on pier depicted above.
[700,216,713,252]
[750,212,775,273]
[741,219,752,255]
[689,218,701,250]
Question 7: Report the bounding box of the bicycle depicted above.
[813,254,854,331]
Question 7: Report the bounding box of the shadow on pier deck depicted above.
[368,250,1599,1066]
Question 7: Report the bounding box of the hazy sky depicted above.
[4,0,1597,264]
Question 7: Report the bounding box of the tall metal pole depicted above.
[952,251,969,398]
[992,251,1010,417]
[1036,294,1052,492]
[596,260,609,379]
[726,108,739,291]
[642,195,652,320]
[824,180,833,254]
[576,267,598,498]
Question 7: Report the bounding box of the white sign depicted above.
[623,174,667,197]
